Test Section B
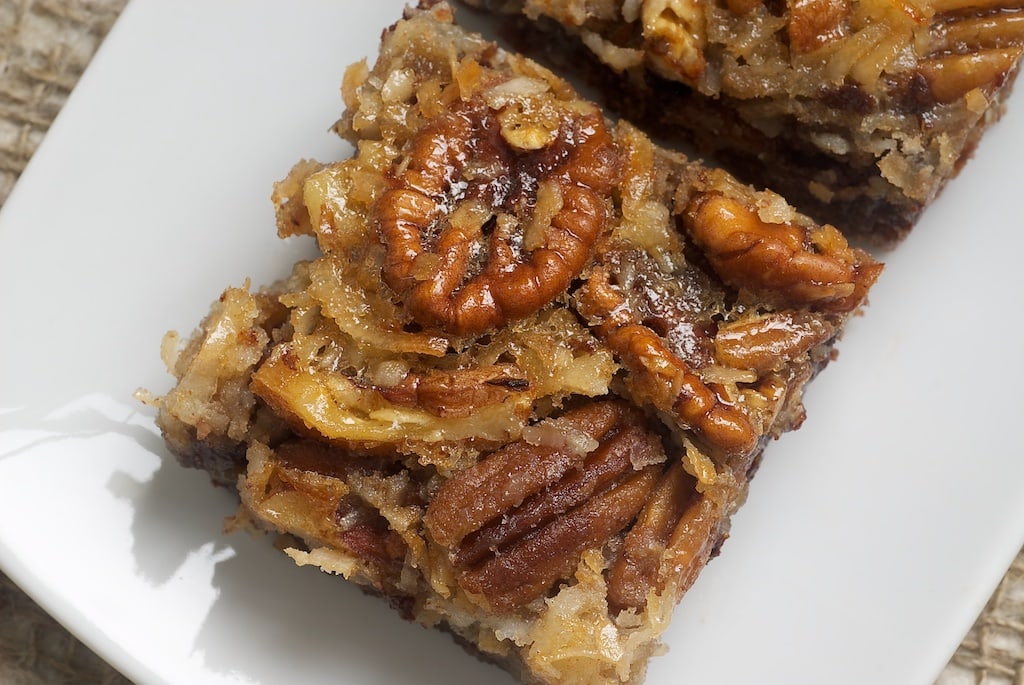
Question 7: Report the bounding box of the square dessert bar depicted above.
[154,3,881,684]
[465,0,1024,244]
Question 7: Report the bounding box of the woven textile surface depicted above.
[0,1,1022,684]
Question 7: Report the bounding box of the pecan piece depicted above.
[929,13,1024,55]
[424,400,666,612]
[643,0,708,82]
[918,47,1024,103]
[376,94,619,336]
[243,439,408,575]
[424,401,626,548]
[454,421,659,568]
[684,192,881,312]
[362,363,530,418]
[607,461,697,613]
[608,459,736,615]
[458,465,661,612]
[661,487,730,595]
[714,311,836,374]
[333,494,408,571]
[788,0,851,54]
[576,265,758,459]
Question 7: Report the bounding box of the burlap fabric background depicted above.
[0,1,1022,684]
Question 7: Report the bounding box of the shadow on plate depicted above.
[118,447,516,685]
[0,396,166,463]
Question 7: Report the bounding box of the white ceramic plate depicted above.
[2,1,1022,684]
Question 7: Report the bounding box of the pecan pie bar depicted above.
[463,0,1024,244]
[153,3,881,684]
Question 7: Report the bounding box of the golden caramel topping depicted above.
[577,265,759,458]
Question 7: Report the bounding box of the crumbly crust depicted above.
[154,3,881,684]
[464,0,1024,244]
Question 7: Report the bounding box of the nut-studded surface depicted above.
[466,0,1024,244]
[155,4,880,685]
